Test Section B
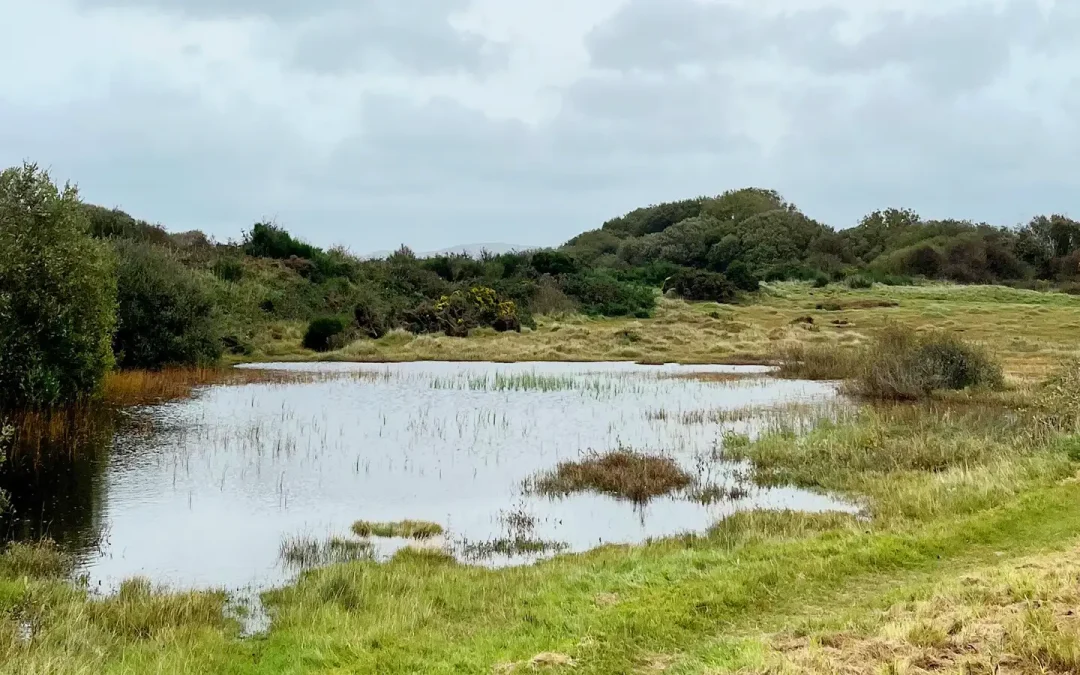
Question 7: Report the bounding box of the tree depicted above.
[700,188,793,225]
[0,164,117,408]
[112,241,223,369]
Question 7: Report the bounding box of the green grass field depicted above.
[5,282,1080,674]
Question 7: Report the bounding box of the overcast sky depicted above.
[2,0,1077,253]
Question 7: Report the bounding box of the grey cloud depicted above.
[799,2,1045,94]
[589,0,1052,95]
[586,1,845,72]
[290,4,505,75]
[77,0,502,75]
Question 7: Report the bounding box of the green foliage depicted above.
[529,250,578,276]
[560,270,656,317]
[663,269,737,303]
[700,187,793,224]
[846,275,874,289]
[353,290,392,339]
[113,241,223,369]
[601,198,705,237]
[724,261,761,292]
[303,317,348,352]
[432,287,522,337]
[82,204,174,246]
[212,256,244,283]
[0,164,117,409]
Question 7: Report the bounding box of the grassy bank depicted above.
[247,282,1080,380]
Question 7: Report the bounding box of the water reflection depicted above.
[1,362,857,595]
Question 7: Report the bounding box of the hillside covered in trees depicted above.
[3,163,1080,409]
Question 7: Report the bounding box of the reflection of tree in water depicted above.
[0,406,119,557]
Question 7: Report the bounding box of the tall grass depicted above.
[845,325,1003,400]
[351,521,444,540]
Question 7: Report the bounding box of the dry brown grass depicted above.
[526,449,693,502]
[100,367,321,407]
[758,542,1080,674]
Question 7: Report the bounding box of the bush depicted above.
[530,250,578,276]
[353,291,391,339]
[113,242,223,369]
[662,269,737,303]
[0,164,117,408]
[303,317,348,352]
[846,274,874,289]
[560,270,656,317]
[530,276,578,316]
[725,261,761,292]
[847,326,1003,400]
[431,287,522,337]
[212,256,244,283]
[812,273,830,288]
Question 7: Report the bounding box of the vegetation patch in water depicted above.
[351,520,444,540]
[279,536,374,571]
[526,448,693,502]
[457,536,569,562]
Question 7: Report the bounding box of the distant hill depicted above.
[363,243,536,260]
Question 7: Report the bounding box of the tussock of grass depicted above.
[86,578,229,641]
[0,540,74,579]
[774,343,859,380]
[845,325,1003,400]
[351,520,444,539]
[526,448,693,502]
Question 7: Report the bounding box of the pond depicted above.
[1,361,856,599]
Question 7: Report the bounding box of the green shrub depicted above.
[353,291,391,339]
[663,269,737,303]
[724,261,761,292]
[429,287,522,337]
[812,273,830,288]
[303,317,348,352]
[847,325,1003,400]
[113,241,223,369]
[560,270,656,317]
[846,274,874,289]
[530,250,578,276]
[212,256,244,283]
[0,164,117,408]
[243,221,320,260]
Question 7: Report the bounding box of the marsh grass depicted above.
[774,343,859,380]
[351,520,444,539]
[845,325,1004,400]
[526,448,693,502]
[101,367,383,407]
[0,540,74,579]
[279,535,375,571]
[456,537,569,562]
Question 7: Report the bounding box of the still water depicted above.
[2,362,855,595]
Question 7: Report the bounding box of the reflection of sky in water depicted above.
[77,362,855,593]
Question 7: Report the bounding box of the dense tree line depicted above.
[566,189,1080,286]
[3,163,1079,409]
